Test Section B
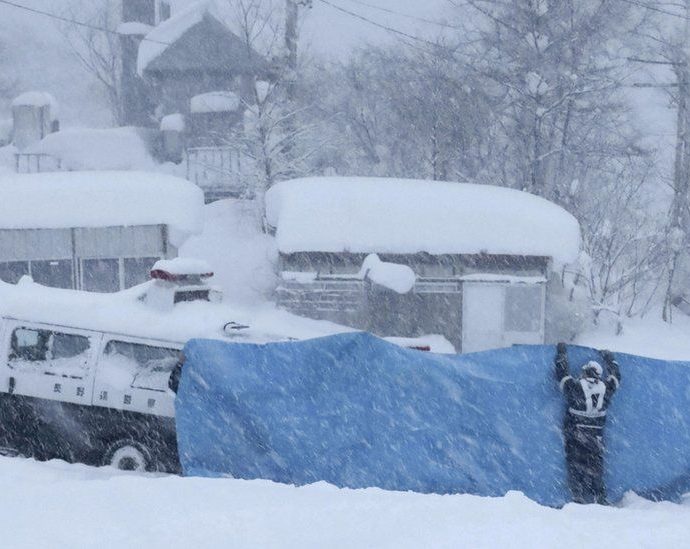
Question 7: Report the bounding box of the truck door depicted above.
[3,321,99,405]
[93,337,180,418]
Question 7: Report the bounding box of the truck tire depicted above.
[102,439,154,472]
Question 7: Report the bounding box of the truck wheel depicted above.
[103,439,153,472]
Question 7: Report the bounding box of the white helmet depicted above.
[581,360,603,378]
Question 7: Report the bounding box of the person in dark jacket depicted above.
[555,342,621,504]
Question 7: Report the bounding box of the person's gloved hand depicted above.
[600,349,615,361]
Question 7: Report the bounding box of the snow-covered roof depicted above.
[137,0,231,76]
[11,91,58,121]
[24,127,157,171]
[190,91,240,114]
[266,177,581,265]
[0,171,204,240]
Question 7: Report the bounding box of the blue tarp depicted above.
[176,332,690,507]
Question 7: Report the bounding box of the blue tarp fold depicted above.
[176,332,690,507]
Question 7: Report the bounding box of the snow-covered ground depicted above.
[2,457,690,548]
[578,313,690,361]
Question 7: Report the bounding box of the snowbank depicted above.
[0,171,203,240]
[24,127,157,171]
[265,177,581,265]
[11,91,58,120]
[190,91,241,113]
[179,199,279,305]
[2,458,690,549]
[178,334,690,507]
[161,113,185,132]
[578,314,690,361]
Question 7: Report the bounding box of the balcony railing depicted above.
[185,146,253,202]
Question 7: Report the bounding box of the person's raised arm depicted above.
[600,349,620,392]
[555,342,572,392]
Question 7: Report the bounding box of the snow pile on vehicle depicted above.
[151,258,213,277]
[177,333,690,507]
[24,127,158,171]
[0,171,203,244]
[0,277,349,348]
[265,177,581,265]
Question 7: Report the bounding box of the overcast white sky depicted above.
[300,0,454,57]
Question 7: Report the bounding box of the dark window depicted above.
[9,327,91,378]
[122,0,155,25]
[504,285,542,333]
[31,259,73,289]
[0,261,29,284]
[102,340,180,392]
[124,257,159,288]
[82,258,120,292]
[159,1,171,21]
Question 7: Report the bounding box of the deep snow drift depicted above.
[1,457,689,549]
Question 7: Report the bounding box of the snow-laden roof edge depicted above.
[266,177,582,265]
[137,0,216,76]
[0,171,204,239]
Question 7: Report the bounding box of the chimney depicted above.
[11,91,58,150]
[119,0,158,126]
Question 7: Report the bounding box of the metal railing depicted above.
[185,146,252,201]
[15,153,61,173]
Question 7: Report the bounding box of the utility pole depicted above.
[285,0,312,101]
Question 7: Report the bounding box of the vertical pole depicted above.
[285,0,300,102]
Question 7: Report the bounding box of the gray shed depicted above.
[266,177,582,352]
[0,171,204,292]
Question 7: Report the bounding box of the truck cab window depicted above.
[102,340,180,392]
[9,327,91,378]
[10,327,49,361]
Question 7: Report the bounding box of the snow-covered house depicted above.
[266,177,582,352]
[0,171,203,292]
[116,0,272,200]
